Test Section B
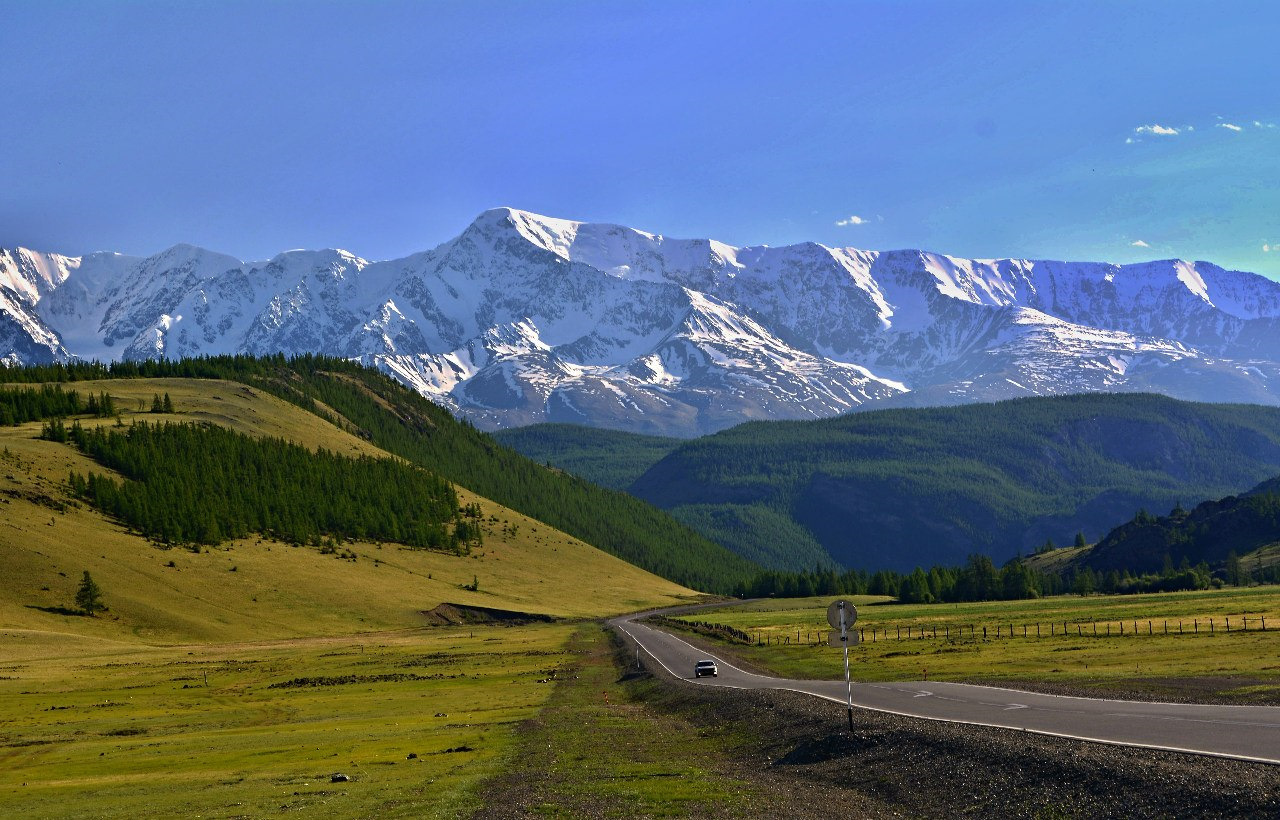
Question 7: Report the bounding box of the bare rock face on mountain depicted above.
[4,209,1280,434]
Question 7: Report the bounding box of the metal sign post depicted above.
[826,599,858,731]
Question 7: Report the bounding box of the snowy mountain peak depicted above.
[0,247,80,305]
[6,211,1280,435]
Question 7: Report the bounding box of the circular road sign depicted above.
[826,599,858,630]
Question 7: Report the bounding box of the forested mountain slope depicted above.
[617,394,1280,571]
[493,423,681,491]
[1076,474,1280,575]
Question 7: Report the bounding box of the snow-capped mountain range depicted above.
[5,208,1280,435]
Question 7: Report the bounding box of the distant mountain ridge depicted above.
[5,210,1280,434]
[498,395,1280,572]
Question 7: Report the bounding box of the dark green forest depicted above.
[1079,476,1280,581]
[508,396,1280,572]
[0,384,116,424]
[493,423,680,491]
[52,419,472,551]
[3,356,755,591]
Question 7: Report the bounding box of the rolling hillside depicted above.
[501,395,1280,572]
[2,357,756,592]
[0,374,699,647]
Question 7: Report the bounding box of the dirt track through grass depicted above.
[474,625,774,818]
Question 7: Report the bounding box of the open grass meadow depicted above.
[0,623,577,818]
[673,587,1280,701]
[0,377,702,816]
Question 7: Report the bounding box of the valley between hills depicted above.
[1,359,1278,817]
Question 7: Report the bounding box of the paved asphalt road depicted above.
[611,611,1280,765]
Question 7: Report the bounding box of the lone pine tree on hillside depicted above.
[75,571,105,615]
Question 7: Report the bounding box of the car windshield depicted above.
[696,661,714,667]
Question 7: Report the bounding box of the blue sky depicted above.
[3,1,1278,278]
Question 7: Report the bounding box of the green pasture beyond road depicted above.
[675,587,1280,702]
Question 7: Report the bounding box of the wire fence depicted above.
[749,615,1271,646]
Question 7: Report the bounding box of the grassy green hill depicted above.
[608,394,1280,571]
[2,357,757,592]
[0,375,699,643]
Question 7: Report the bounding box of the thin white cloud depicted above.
[1134,124,1180,136]
[835,215,867,227]
[1131,240,1150,248]
[1255,121,1277,129]
[1265,243,1275,253]
[1218,122,1243,132]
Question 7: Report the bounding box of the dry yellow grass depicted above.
[0,378,696,651]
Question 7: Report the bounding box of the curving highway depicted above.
[611,610,1280,766]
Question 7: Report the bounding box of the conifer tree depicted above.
[75,571,105,615]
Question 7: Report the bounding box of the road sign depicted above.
[826,599,858,630]
[827,630,860,647]
[825,599,860,732]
